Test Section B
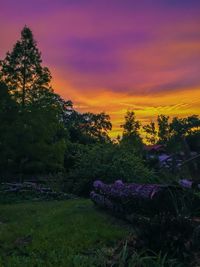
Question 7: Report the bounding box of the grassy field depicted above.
[0,199,129,267]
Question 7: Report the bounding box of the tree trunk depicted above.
[22,63,26,108]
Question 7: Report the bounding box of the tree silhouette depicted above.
[0,27,67,179]
[120,111,142,150]
[143,121,158,144]
[157,115,170,143]
[0,26,51,107]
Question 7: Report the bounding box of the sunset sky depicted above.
[1,0,200,137]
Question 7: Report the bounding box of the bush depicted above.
[65,143,155,196]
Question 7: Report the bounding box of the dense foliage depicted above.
[65,143,155,195]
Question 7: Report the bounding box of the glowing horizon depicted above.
[1,0,200,137]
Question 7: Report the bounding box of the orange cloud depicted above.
[53,72,200,137]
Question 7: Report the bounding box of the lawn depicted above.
[0,199,129,267]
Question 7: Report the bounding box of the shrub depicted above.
[66,143,155,196]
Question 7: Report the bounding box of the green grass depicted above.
[0,199,129,267]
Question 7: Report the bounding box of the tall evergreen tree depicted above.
[0,27,67,179]
[0,26,51,107]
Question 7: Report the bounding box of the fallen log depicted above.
[91,180,195,216]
